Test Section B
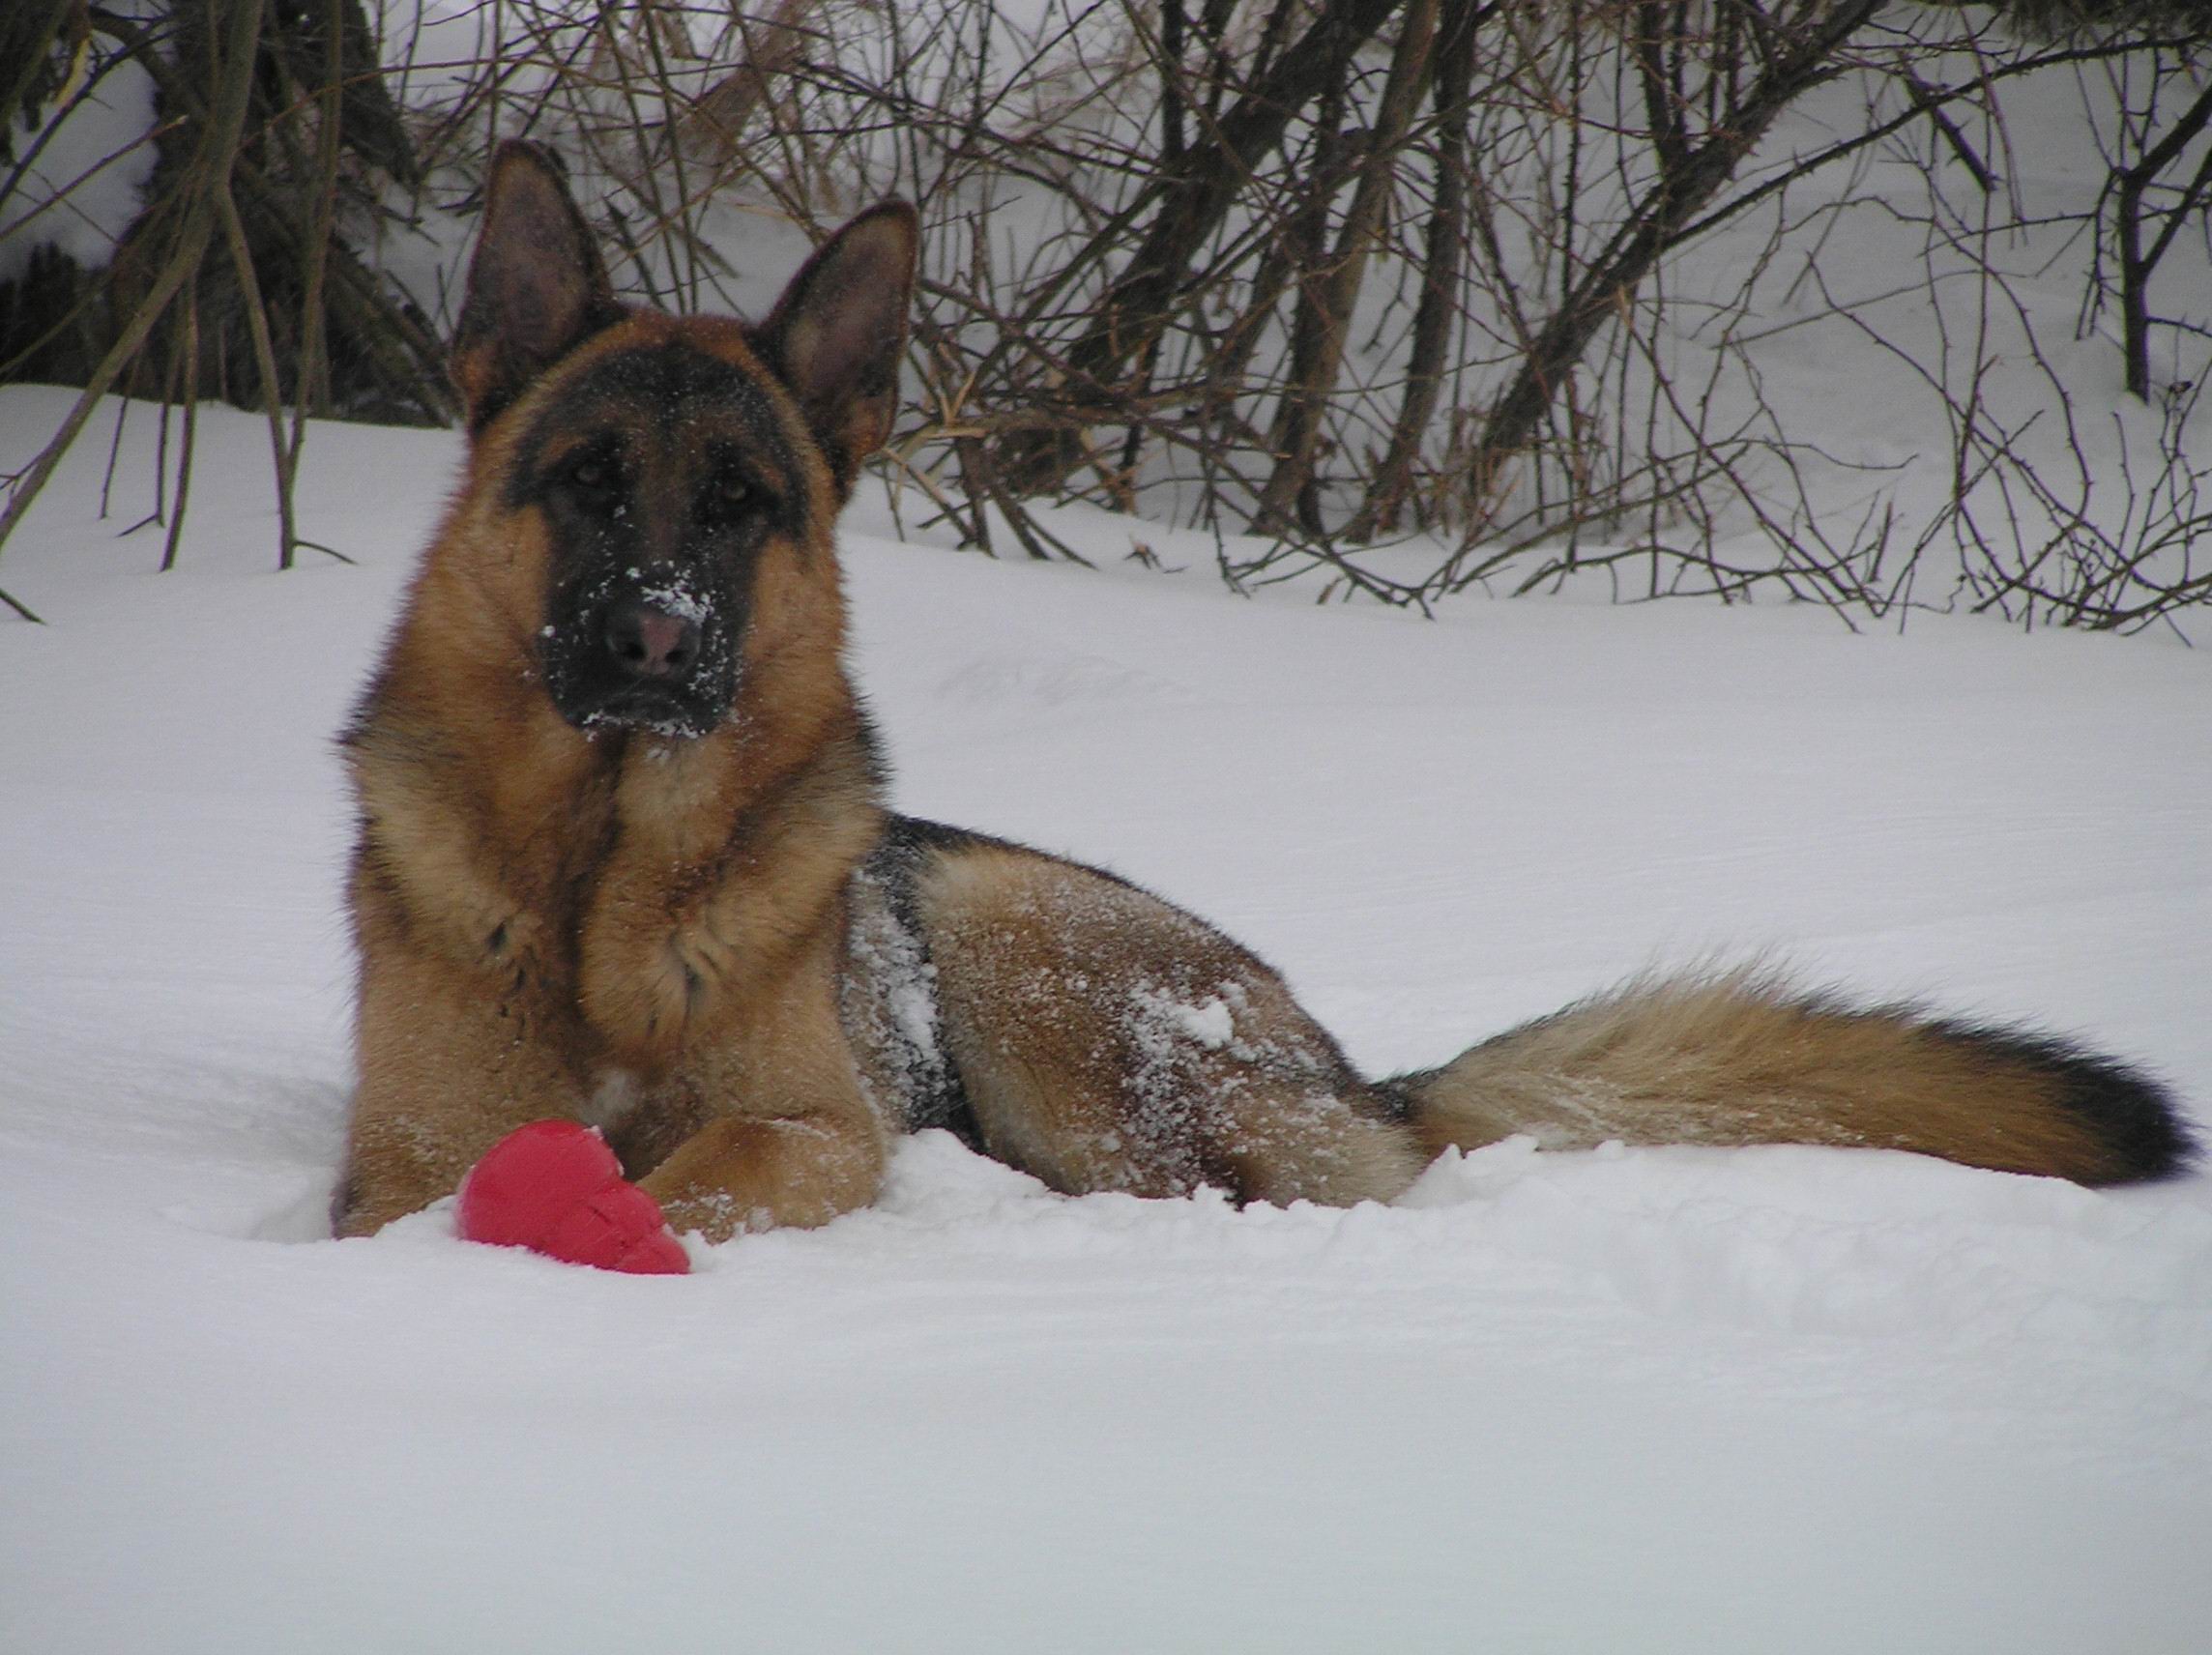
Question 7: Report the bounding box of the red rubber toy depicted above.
[456,1120,690,1274]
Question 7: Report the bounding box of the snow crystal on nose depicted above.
[637,573,711,624]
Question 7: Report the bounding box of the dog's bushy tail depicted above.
[1394,970,2195,1185]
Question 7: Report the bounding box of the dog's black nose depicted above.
[605,598,700,681]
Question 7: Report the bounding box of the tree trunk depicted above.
[1459,0,1881,534]
[994,0,1412,497]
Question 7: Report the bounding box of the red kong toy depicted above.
[456,1120,690,1274]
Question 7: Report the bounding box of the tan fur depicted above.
[1405,970,2121,1180]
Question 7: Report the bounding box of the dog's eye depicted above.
[700,472,756,526]
[559,452,621,506]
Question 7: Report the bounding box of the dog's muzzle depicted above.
[542,576,735,738]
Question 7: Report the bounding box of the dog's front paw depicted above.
[457,1120,690,1274]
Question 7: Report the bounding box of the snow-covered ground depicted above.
[2,386,2208,1651]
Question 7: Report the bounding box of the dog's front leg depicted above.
[636,1109,885,1242]
[629,940,888,1242]
[335,920,587,1237]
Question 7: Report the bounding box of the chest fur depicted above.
[351,697,882,1072]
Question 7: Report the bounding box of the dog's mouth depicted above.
[570,681,726,740]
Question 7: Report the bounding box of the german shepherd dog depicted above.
[333,143,2194,1244]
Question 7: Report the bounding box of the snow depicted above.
[0,49,160,285]
[2,384,2210,1651]
[1138,985,1237,1053]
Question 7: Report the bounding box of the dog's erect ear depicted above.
[751,202,918,494]
[451,142,622,434]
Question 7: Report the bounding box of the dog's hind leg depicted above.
[912,837,1425,1206]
